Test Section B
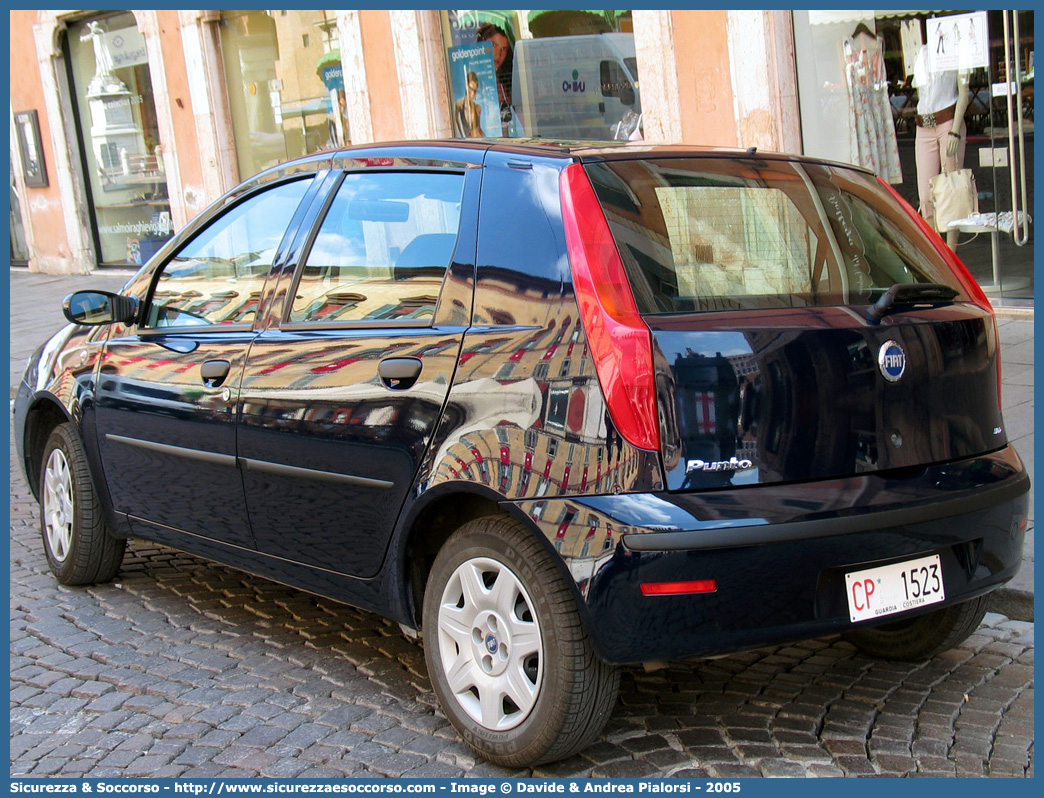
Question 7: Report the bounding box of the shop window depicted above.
[440,10,639,142]
[219,10,348,181]
[66,13,173,266]
[10,161,30,264]
[793,10,1034,306]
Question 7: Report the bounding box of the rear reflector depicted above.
[640,580,717,596]
[560,163,661,451]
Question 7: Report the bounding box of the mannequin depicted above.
[912,44,970,248]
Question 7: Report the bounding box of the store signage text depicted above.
[104,27,148,69]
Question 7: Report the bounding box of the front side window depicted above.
[143,179,310,328]
[289,171,464,325]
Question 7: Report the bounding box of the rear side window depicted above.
[289,171,463,324]
[585,159,967,313]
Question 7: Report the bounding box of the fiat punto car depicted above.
[14,140,1029,766]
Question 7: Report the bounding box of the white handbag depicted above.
[929,168,978,233]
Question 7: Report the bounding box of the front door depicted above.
[94,178,313,546]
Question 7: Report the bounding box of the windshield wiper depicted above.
[866,283,959,324]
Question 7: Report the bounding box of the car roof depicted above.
[332,138,871,170]
[329,138,827,161]
[241,138,873,192]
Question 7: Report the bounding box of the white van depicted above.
[512,33,640,140]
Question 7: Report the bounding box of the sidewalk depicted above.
[992,313,1035,621]
[8,267,1035,620]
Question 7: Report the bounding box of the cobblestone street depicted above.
[9,436,1034,779]
[8,1,1037,780]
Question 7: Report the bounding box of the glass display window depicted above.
[793,10,1034,307]
[440,9,638,141]
[10,159,30,264]
[66,13,173,266]
[220,10,348,181]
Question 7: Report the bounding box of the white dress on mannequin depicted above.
[844,33,903,183]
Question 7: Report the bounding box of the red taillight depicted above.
[876,177,1002,408]
[640,580,717,596]
[560,163,660,451]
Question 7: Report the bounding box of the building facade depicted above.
[9,9,1033,306]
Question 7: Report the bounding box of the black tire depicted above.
[843,594,990,661]
[40,423,126,586]
[422,515,620,767]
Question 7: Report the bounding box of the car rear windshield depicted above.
[584,158,969,314]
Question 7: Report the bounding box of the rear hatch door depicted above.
[584,156,1004,491]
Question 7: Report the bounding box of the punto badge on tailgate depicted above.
[686,456,754,474]
[878,340,906,382]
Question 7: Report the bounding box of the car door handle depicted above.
[201,359,231,388]
[379,357,422,390]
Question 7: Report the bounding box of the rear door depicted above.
[584,157,1005,491]
[238,162,479,577]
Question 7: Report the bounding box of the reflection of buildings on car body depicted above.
[109,256,639,509]
[431,267,641,504]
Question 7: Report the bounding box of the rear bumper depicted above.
[508,446,1029,664]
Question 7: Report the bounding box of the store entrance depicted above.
[64,13,174,268]
[795,10,1033,308]
[884,10,1033,307]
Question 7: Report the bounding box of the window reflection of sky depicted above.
[583,493,769,531]
[660,331,751,361]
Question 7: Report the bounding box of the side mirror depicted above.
[63,291,139,326]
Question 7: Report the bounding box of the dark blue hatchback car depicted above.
[14,140,1030,766]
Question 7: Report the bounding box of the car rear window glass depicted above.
[290,171,464,324]
[584,158,968,314]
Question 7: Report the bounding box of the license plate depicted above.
[845,555,945,623]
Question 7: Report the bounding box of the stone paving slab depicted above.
[9,437,1035,778]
